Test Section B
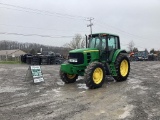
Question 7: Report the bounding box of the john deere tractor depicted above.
[60,33,130,89]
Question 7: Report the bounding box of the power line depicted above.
[95,21,157,49]
[0,2,89,20]
[0,3,158,50]
[2,2,153,40]
[0,23,88,33]
[95,20,156,41]
[0,32,74,38]
[0,6,85,20]
[94,22,157,50]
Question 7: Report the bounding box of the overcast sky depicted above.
[0,0,160,51]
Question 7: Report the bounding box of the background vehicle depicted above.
[134,51,148,61]
[60,33,130,89]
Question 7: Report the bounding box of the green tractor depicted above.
[60,33,130,89]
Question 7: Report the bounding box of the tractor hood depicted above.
[69,48,99,53]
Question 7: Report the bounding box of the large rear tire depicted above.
[84,62,106,89]
[60,70,78,84]
[113,54,130,81]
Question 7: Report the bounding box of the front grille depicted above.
[69,53,84,65]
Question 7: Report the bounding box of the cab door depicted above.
[107,35,120,61]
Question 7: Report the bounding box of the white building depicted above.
[0,49,26,61]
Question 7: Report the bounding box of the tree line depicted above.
[128,40,160,54]
[0,34,85,57]
[0,40,70,57]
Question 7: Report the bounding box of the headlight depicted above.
[69,58,78,62]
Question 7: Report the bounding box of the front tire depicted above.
[114,54,130,81]
[60,70,78,84]
[84,62,106,89]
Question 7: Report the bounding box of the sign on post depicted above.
[30,66,44,83]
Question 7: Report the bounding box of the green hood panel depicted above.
[70,48,99,53]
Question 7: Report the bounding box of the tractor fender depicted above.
[111,49,127,63]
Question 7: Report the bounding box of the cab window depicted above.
[108,36,119,50]
[101,38,106,50]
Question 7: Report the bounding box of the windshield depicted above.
[88,37,106,50]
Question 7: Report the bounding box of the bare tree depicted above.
[150,48,155,54]
[144,48,148,53]
[64,34,85,49]
[133,47,138,52]
[80,39,86,48]
[128,40,135,52]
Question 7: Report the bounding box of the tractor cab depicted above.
[88,33,120,61]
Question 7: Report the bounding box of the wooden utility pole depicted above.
[87,17,94,35]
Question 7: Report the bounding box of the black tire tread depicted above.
[84,61,106,89]
[113,54,130,81]
[59,70,78,84]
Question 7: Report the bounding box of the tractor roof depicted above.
[89,33,119,37]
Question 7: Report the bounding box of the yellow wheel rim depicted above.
[67,74,76,79]
[120,60,129,77]
[93,68,103,84]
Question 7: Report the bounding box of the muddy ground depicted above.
[0,61,160,120]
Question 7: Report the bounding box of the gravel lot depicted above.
[0,61,160,120]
